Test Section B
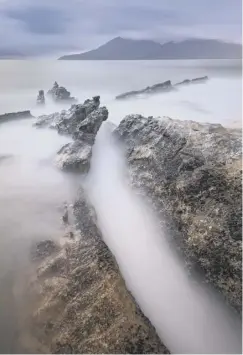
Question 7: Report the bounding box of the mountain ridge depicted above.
[59,37,242,60]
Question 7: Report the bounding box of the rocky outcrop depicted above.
[47,82,77,103]
[175,76,208,87]
[35,96,108,172]
[0,111,33,123]
[115,115,242,313]
[115,76,208,100]
[36,90,45,105]
[20,189,167,354]
[116,80,173,100]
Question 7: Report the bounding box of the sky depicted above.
[0,0,241,57]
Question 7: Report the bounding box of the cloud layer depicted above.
[0,0,241,57]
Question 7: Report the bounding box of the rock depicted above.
[116,80,173,100]
[0,111,33,123]
[31,240,59,262]
[55,140,92,172]
[116,76,209,100]
[175,76,209,86]
[36,90,45,105]
[47,82,77,103]
[35,97,108,172]
[21,189,168,354]
[34,97,102,136]
[78,106,108,135]
[115,115,242,313]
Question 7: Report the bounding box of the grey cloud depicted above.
[4,6,68,34]
[0,0,241,57]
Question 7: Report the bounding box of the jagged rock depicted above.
[37,90,45,105]
[175,76,209,86]
[116,80,173,100]
[0,111,33,122]
[21,188,167,354]
[47,82,77,103]
[115,115,242,313]
[35,97,108,172]
[34,97,102,136]
[116,76,209,100]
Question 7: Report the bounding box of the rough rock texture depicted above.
[35,97,102,135]
[0,111,33,122]
[115,76,208,100]
[56,141,92,172]
[47,82,77,103]
[115,115,242,313]
[35,96,108,172]
[37,90,45,105]
[31,240,59,262]
[20,189,168,354]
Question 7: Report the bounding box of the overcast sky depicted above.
[0,0,241,57]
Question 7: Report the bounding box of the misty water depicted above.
[0,59,241,353]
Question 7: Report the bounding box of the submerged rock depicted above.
[47,82,77,103]
[115,115,242,313]
[116,76,209,100]
[21,189,167,354]
[175,76,209,86]
[0,111,33,122]
[36,90,45,105]
[116,80,173,100]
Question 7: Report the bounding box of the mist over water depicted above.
[0,59,241,353]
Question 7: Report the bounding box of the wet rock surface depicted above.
[47,82,77,103]
[115,76,208,100]
[115,115,242,313]
[21,189,168,354]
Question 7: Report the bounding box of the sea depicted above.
[0,59,241,353]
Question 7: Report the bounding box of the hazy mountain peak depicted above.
[59,37,242,60]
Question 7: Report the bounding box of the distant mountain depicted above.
[59,37,242,60]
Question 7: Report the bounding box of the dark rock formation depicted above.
[0,111,33,123]
[36,90,45,105]
[35,96,108,172]
[20,189,168,354]
[175,76,209,86]
[116,80,173,100]
[47,82,77,103]
[115,115,242,313]
[116,76,209,100]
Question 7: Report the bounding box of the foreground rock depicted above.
[0,111,33,123]
[35,96,108,172]
[20,189,167,354]
[115,76,208,100]
[47,81,77,103]
[36,90,45,105]
[115,115,242,313]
